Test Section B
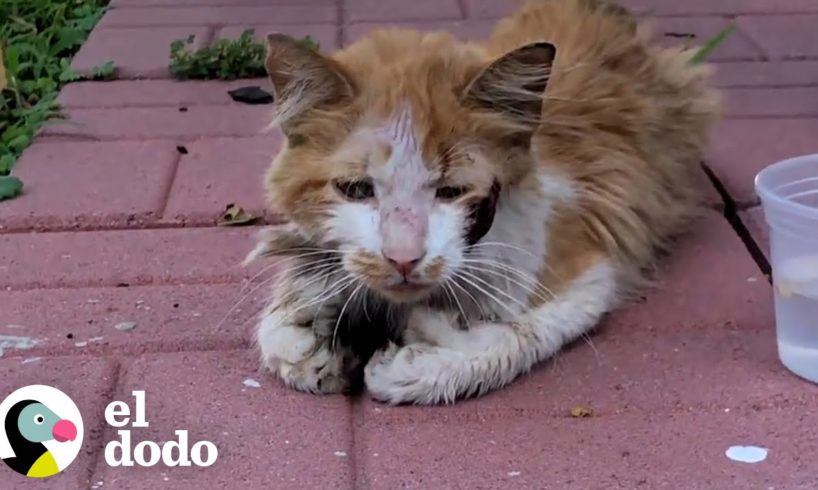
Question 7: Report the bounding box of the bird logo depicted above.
[0,385,84,479]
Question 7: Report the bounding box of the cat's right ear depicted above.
[265,33,354,135]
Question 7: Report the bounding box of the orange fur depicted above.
[263,0,719,299]
[253,0,722,402]
[488,0,721,295]
[264,28,545,237]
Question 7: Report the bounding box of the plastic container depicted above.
[755,153,818,384]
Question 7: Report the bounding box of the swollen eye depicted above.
[435,186,467,201]
[334,179,375,201]
[34,414,45,425]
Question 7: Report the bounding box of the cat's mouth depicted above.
[380,279,435,303]
[388,281,427,292]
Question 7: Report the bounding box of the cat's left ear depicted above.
[461,42,556,129]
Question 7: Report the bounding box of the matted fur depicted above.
[247,0,720,404]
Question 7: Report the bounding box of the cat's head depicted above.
[262,30,555,303]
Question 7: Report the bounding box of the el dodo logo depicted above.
[1,387,217,478]
[104,391,218,468]
[0,385,82,479]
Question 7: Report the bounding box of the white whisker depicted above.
[442,280,470,328]
[456,268,538,316]
[280,274,354,323]
[462,261,554,304]
[213,258,339,334]
[582,332,601,362]
[453,272,520,318]
[466,241,537,258]
[238,249,339,295]
[332,281,365,350]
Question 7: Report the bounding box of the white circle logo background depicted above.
[0,384,85,473]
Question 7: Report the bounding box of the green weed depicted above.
[690,24,735,64]
[1,0,114,181]
[169,30,320,80]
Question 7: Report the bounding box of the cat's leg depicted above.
[364,259,618,404]
[257,270,355,394]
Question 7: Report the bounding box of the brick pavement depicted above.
[1,0,817,488]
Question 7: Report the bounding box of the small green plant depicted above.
[0,175,24,201]
[59,59,115,83]
[690,24,735,64]
[1,0,114,187]
[299,35,320,52]
[169,30,320,80]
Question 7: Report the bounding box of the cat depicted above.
[245,0,721,405]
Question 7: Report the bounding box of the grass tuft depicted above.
[169,30,320,80]
[1,0,114,179]
[690,24,735,64]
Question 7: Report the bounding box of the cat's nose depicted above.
[383,250,425,276]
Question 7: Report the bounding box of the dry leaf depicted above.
[570,405,593,418]
[218,203,260,226]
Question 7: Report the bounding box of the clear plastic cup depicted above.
[755,153,818,384]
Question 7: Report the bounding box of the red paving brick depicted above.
[350,214,807,490]
[0,283,265,358]
[58,79,270,109]
[6,1,818,487]
[694,166,724,210]
[71,27,210,79]
[343,20,496,45]
[618,0,818,15]
[163,136,281,224]
[706,119,818,206]
[89,351,354,490]
[215,24,340,52]
[355,408,818,489]
[464,0,818,18]
[0,227,259,290]
[650,17,764,61]
[40,105,272,140]
[345,0,462,22]
[0,357,118,490]
[739,14,818,60]
[461,0,520,19]
[98,6,338,28]
[742,206,770,256]
[713,61,818,88]
[0,141,178,232]
[343,17,764,62]
[724,87,818,117]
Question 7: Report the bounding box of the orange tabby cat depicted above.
[246,0,720,404]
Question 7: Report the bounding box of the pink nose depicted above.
[52,419,77,443]
[386,257,422,276]
[383,249,424,276]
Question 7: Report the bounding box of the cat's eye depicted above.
[435,186,468,201]
[334,179,375,201]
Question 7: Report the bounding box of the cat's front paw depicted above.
[275,344,350,394]
[364,342,462,405]
[258,316,352,394]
